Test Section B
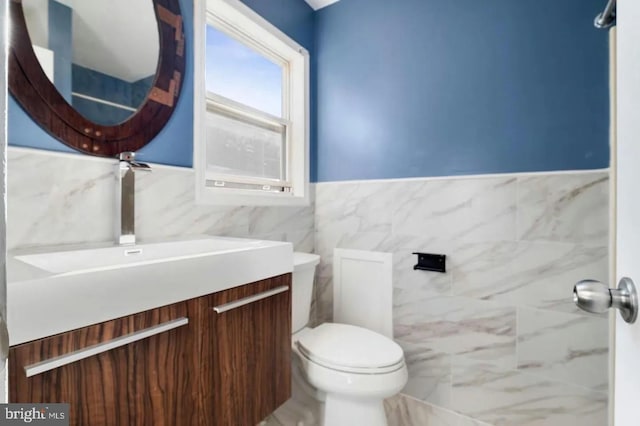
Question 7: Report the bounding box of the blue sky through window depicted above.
[206,25,283,118]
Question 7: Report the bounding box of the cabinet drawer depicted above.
[10,302,190,364]
[9,301,199,426]
[8,274,293,426]
[206,274,292,426]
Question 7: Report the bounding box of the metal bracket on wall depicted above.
[412,252,446,273]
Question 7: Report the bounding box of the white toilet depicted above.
[291,252,408,426]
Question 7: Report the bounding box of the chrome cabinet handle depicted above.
[213,286,289,314]
[24,317,189,378]
[574,277,638,323]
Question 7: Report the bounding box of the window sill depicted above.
[195,186,311,206]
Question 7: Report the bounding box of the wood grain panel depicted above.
[9,275,293,426]
[9,301,200,426]
[204,274,292,426]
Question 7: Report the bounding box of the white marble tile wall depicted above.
[7,147,314,252]
[450,357,607,426]
[314,170,610,426]
[9,147,609,426]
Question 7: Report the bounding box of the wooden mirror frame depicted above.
[8,0,186,157]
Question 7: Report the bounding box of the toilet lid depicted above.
[296,323,404,372]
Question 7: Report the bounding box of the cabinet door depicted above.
[204,274,292,426]
[9,301,200,426]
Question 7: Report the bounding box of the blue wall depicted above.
[48,0,72,102]
[315,0,610,181]
[9,0,315,169]
[240,0,315,51]
[240,0,317,180]
[72,64,153,126]
[10,0,609,180]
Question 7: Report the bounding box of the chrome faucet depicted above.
[116,152,151,245]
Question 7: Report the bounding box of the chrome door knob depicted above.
[573,277,638,324]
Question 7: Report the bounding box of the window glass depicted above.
[205,106,285,181]
[205,25,283,117]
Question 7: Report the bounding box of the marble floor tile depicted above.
[268,389,321,426]
[261,415,284,426]
[516,173,609,246]
[517,308,609,392]
[386,395,492,426]
[265,356,322,426]
[384,395,403,420]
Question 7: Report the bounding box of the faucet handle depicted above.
[130,162,152,172]
[118,152,152,172]
[118,151,136,162]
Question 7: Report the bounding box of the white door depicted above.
[615,0,640,424]
[0,0,9,403]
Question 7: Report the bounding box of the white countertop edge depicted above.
[8,242,293,346]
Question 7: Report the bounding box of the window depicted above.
[195,0,310,205]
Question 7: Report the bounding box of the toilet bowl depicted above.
[292,252,407,426]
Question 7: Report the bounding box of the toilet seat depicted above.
[296,323,405,374]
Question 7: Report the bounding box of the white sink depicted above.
[9,236,293,346]
[15,237,270,275]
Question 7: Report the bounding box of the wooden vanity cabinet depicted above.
[8,274,292,426]
[8,301,199,425]
[203,274,292,426]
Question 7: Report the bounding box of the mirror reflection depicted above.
[22,0,160,126]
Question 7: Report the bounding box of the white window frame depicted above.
[194,0,310,206]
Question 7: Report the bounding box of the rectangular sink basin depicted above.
[14,237,269,275]
[9,236,293,346]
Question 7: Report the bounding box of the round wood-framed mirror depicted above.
[8,0,185,157]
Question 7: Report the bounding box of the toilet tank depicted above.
[292,252,320,333]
